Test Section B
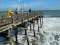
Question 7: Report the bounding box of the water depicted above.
[40,18,60,45]
[0,11,7,19]
[42,10,60,17]
[0,10,60,17]
[16,10,60,45]
[16,18,60,45]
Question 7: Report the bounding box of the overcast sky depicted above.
[0,0,60,10]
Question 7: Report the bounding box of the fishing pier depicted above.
[0,11,43,45]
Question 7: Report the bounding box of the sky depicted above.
[0,0,60,11]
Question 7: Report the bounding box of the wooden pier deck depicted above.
[0,12,41,33]
[0,11,44,45]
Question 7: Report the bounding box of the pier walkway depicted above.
[0,11,43,45]
[0,11,41,32]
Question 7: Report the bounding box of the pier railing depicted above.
[0,12,40,27]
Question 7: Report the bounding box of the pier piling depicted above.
[30,23,31,31]
[24,22,30,45]
[39,16,43,28]
[25,29,30,45]
[33,21,36,37]
[0,11,43,45]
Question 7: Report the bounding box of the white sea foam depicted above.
[17,17,60,45]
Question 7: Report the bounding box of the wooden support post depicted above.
[11,16,13,23]
[40,16,43,28]
[27,37,30,45]
[40,16,41,28]
[24,22,30,45]
[36,17,40,32]
[37,19,39,32]
[25,29,27,35]
[30,23,31,31]
[41,16,43,28]
[38,24,40,32]
[8,28,13,45]
[33,22,36,37]
[36,17,38,24]
[42,16,43,26]
[25,29,30,45]
[21,18,23,23]
[14,26,18,44]
[12,25,18,45]
[8,28,11,45]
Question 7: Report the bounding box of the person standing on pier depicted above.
[14,8,18,15]
[14,8,18,21]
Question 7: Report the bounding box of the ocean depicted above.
[42,10,60,17]
[0,10,60,17]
